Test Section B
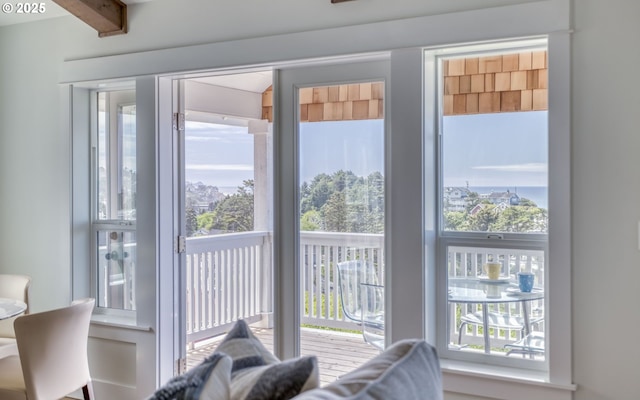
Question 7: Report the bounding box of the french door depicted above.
[170,71,276,373]
[164,59,391,381]
[276,59,390,375]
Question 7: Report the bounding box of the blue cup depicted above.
[518,272,535,292]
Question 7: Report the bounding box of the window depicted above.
[434,39,548,368]
[93,89,137,312]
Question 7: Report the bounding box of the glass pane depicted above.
[441,53,548,234]
[96,230,137,310]
[97,90,137,221]
[298,82,385,383]
[446,245,545,360]
[181,74,274,371]
[440,48,547,360]
[185,121,254,236]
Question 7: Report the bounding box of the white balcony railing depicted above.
[179,232,544,349]
[184,231,384,342]
[299,231,384,330]
[185,231,271,343]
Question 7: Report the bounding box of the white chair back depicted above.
[14,298,95,400]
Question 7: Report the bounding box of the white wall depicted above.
[1,0,640,399]
[0,18,70,312]
[572,1,640,399]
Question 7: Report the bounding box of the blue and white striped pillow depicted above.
[216,319,319,400]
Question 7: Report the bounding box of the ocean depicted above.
[469,186,548,209]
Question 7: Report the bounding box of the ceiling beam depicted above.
[52,0,127,37]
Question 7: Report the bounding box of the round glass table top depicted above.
[448,277,544,303]
[0,298,27,320]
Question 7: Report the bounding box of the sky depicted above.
[443,111,548,188]
[185,121,254,193]
[184,119,385,192]
[299,120,384,184]
[183,110,548,193]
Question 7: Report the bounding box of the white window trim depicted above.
[433,39,549,372]
[425,33,574,399]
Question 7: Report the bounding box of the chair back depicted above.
[14,298,94,400]
[336,260,379,322]
[0,274,31,338]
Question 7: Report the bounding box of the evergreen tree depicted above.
[185,207,198,236]
[321,191,348,232]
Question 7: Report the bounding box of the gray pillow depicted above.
[216,319,319,400]
[148,352,231,400]
[294,339,442,400]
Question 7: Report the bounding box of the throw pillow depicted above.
[294,339,443,400]
[148,352,232,400]
[215,319,320,400]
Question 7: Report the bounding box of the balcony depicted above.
[97,229,544,380]
[181,230,545,380]
[182,230,385,381]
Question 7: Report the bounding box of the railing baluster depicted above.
[336,246,341,321]
[237,247,242,321]
[214,249,220,328]
[251,245,256,318]
[206,252,212,331]
[315,244,322,319]
[323,245,330,322]
[222,249,229,325]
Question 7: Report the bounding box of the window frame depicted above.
[90,86,138,317]
[424,33,573,396]
[432,39,550,370]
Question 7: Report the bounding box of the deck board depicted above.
[187,326,380,385]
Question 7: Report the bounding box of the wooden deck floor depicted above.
[187,326,381,385]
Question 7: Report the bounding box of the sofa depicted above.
[149,319,443,400]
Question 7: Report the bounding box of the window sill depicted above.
[440,360,576,400]
[90,313,151,332]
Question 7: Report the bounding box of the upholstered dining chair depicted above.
[0,298,95,400]
[0,274,31,359]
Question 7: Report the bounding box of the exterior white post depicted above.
[249,119,274,327]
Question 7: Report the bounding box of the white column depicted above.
[249,119,273,231]
[249,119,274,327]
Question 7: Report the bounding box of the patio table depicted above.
[448,277,543,354]
[0,297,27,320]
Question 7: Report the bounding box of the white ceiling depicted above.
[0,0,153,27]
[192,72,273,95]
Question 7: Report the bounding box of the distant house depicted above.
[444,187,471,212]
[480,190,520,207]
[469,203,485,215]
[194,202,214,213]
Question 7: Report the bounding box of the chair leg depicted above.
[82,382,95,400]
[458,322,467,344]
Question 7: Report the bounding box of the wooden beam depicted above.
[52,0,127,37]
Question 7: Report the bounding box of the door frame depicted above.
[274,58,392,359]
